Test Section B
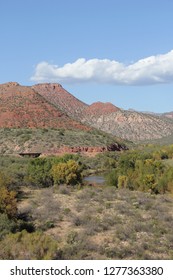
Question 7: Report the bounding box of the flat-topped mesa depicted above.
[0,82,20,94]
[5,81,20,86]
[33,83,63,91]
[1,82,20,88]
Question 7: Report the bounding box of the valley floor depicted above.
[18,185,173,260]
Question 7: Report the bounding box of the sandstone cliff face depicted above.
[46,143,127,154]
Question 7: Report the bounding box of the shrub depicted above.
[0,230,58,260]
[0,171,11,188]
[0,214,17,240]
[0,156,29,188]
[26,158,53,187]
[105,169,118,186]
[0,186,17,219]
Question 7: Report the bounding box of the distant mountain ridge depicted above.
[81,109,173,142]
[162,112,173,119]
[1,82,173,142]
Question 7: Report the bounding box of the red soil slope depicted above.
[84,101,120,116]
[0,82,90,130]
[32,83,87,118]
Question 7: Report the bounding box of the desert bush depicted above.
[106,169,118,186]
[66,230,79,245]
[0,230,58,260]
[56,185,71,195]
[60,231,96,260]
[0,186,17,219]
[102,244,134,259]
[0,156,29,188]
[29,188,61,228]
[0,214,17,240]
[0,171,11,188]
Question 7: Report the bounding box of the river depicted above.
[83,175,105,185]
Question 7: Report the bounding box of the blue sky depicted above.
[1,0,173,112]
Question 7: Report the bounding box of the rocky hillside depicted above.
[0,82,128,154]
[0,82,89,130]
[80,109,173,142]
[31,82,173,142]
[33,83,120,119]
[1,82,173,142]
[83,102,120,116]
[0,128,127,154]
[32,83,87,119]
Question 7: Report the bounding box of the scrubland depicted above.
[0,143,173,260]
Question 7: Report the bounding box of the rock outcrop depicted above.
[41,143,127,156]
[55,143,126,153]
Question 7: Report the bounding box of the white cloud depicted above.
[31,50,173,85]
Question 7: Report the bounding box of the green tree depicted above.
[26,158,53,187]
[106,153,173,194]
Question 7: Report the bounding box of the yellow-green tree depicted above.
[0,171,17,219]
[141,174,156,192]
[51,160,82,185]
[0,187,17,219]
[118,175,128,188]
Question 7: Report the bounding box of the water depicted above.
[84,175,105,185]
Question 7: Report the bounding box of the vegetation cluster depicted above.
[106,145,173,194]
[0,143,173,259]
[0,128,126,154]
